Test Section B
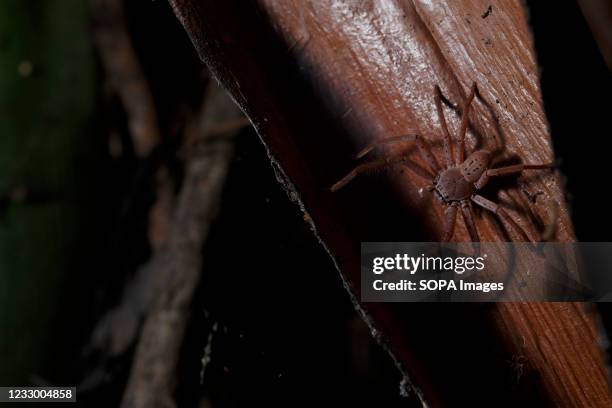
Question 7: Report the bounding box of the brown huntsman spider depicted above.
[331,83,553,242]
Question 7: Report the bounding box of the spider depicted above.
[330,83,553,242]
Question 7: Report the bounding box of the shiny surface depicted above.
[264,0,569,243]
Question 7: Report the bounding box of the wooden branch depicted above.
[168,0,611,405]
[120,82,244,408]
[91,0,161,156]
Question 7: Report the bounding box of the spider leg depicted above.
[331,156,399,192]
[540,200,559,241]
[471,194,531,241]
[486,162,553,177]
[355,134,440,174]
[434,85,455,167]
[356,135,417,158]
[330,153,433,192]
[458,83,477,164]
[460,200,480,242]
[442,203,458,242]
[475,162,553,189]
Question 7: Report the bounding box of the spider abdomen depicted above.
[434,167,473,202]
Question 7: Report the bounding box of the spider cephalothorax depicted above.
[432,149,492,202]
[331,83,552,242]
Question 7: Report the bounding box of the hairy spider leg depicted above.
[475,162,553,189]
[355,133,440,174]
[330,155,406,192]
[472,194,531,242]
[434,85,455,168]
[458,83,477,164]
[460,200,480,242]
[442,203,458,242]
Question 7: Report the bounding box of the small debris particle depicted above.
[17,60,33,77]
[509,355,528,383]
[521,186,545,203]
[481,5,492,19]
[341,107,353,118]
[200,321,218,384]
[484,38,492,46]
[399,376,411,397]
